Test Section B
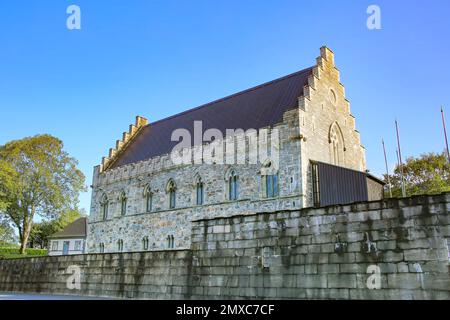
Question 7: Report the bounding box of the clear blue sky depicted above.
[1,0,449,214]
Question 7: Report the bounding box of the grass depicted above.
[0,246,47,260]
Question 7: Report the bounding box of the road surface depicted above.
[0,292,111,300]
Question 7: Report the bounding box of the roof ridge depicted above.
[148,67,313,127]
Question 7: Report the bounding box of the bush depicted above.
[0,246,47,259]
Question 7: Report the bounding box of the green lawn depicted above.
[0,247,47,260]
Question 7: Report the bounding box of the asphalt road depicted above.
[0,292,110,300]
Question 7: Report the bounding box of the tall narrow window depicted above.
[99,243,105,253]
[196,178,204,205]
[117,239,124,252]
[120,192,127,216]
[266,174,279,198]
[167,235,174,249]
[228,171,238,201]
[144,185,153,212]
[329,122,345,166]
[100,194,108,221]
[167,180,176,209]
[262,160,279,198]
[142,237,149,251]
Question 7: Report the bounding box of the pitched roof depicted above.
[49,218,87,239]
[108,67,313,170]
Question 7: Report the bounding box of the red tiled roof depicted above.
[109,67,313,169]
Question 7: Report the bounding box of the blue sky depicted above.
[0,0,449,214]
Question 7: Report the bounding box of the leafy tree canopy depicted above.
[0,134,86,253]
[384,152,450,197]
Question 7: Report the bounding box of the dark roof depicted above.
[49,218,87,239]
[109,67,313,169]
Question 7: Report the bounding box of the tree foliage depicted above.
[0,219,16,245]
[0,135,86,254]
[384,152,450,197]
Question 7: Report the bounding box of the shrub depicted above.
[0,246,47,258]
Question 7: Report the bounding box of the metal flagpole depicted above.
[395,120,407,197]
[441,107,450,163]
[382,138,392,198]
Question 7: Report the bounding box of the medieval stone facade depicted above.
[86,47,367,253]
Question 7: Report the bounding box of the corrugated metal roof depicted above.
[108,67,313,169]
[49,218,87,239]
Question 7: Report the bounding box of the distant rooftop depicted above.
[49,218,87,239]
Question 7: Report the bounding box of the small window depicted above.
[120,192,127,216]
[74,241,82,251]
[142,237,149,251]
[99,243,105,253]
[144,185,153,212]
[329,88,337,105]
[228,171,238,201]
[117,239,124,252]
[265,174,279,198]
[196,178,204,205]
[100,194,108,221]
[52,241,58,251]
[167,235,174,249]
[167,180,176,209]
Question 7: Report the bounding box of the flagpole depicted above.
[441,107,450,163]
[395,120,407,197]
[382,138,392,198]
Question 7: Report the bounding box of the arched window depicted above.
[120,191,127,216]
[261,160,279,198]
[167,180,176,209]
[228,170,238,201]
[117,239,124,252]
[196,177,204,205]
[100,194,109,221]
[329,122,345,166]
[144,185,153,213]
[142,237,149,251]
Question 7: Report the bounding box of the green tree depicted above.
[0,135,86,254]
[29,209,86,249]
[0,219,16,245]
[384,152,450,197]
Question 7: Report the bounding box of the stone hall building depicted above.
[86,47,383,254]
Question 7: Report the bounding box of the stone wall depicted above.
[189,193,450,299]
[0,250,192,300]
[1,193,448,300]
[298,47,366,207]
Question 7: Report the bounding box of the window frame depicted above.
[228,171,238,201]
[120,192,127,216]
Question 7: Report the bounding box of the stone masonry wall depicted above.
[1,193,449,300]
[298,47,366,207]
[189,193,450,299]
[0,250,192,300]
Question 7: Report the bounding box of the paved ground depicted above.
[0,292,110,300]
